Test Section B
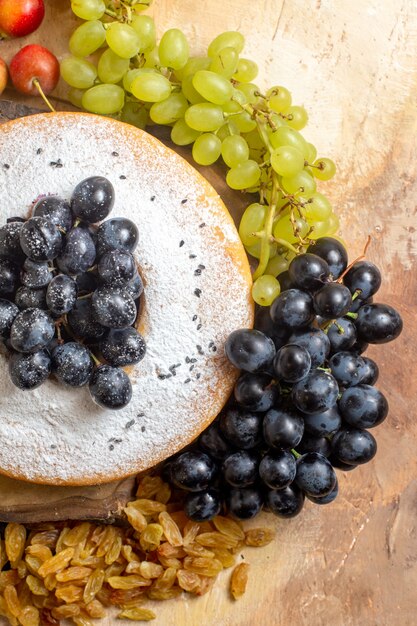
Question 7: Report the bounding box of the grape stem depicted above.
[346,312,358,320]
[91,353,102,367]
[337,235,372,283]
[252,170,280,280]
[291,449,301,459]
[271,237,298,255]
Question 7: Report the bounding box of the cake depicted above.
[0,112,253,486]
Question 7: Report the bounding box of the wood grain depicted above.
[1,1,417,624]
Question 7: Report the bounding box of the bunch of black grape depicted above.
[164,238,403,521]
[0,176,146,410]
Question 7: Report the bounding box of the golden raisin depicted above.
[158,512,183,547]
[18,606,40,626]
[117,607,156,621]
[83,568,105,604]
[38,548,74,577]
[183,557,223,577]
[213,516,245,541]
[108,576,151,590]
[124,507,147,533]
[55,584,83,603]
[230,562,250,600]
[139,524,163,552]
[244,528,276,547]
[5,524,26,568]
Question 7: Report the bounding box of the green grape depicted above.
[245,129,265,150]
[123,68,155,92]
[307,219,331,239]
[233,111,257,133]
[222,88,246,113]
[269,114,285,129]
[226,160,261,190]
[252,275,281,306]
[131,0,153,13]
[60,56,97,89]
[106,23,141,59]
[176,56,211,80]
[281,170,316,195]
[120,101,149,129]
[233,58,258,83]
[312,157,336,181]
[68,88,85,108]
[208,31,245,57]
[192,70,233,105]
[271,145,304,177]
[305,142,317,163]
[185,103,224,132]
[143,46,160,68]
[192,133,222,165]
[239,203,266,246]
[273,215,309,244]
[236,82,260,104]
[215,123,232,141]
[326,212,340,235]
[221,134,249,167]
[209,47,238,78]
[158,28,189,70]
[97,49,129,84]
[269,126,307,154]
[245,240,277,260]
[301,192,332,221]
[131,73,172,102]
[267,86,292,113]
[265,254,290,277]
[130,15,156,52]
[171,118,201,145]
[82,84,125,114]
[149,92,188,124]
[181,74,207,104]
[283,105,308,130]
[71,0,104,20]
[69,20,106,57]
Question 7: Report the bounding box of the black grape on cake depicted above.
[163,237,403,522]
[0,176,146,409]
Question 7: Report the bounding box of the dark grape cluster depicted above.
[163,237,403,521]
[0,176,146,410]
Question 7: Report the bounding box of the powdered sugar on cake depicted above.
[0,113,253,484]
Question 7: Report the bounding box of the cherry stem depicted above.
[33,79,56,113]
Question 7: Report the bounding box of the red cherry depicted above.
[0,58,7,96]
[0,0,45,38]
[9,44,59,97]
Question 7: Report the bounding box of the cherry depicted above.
[0,57,7,96]
[9,44,59,109]
[0,0,45,38]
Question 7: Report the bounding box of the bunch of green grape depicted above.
[63,0,340,306]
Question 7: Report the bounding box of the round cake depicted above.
[0,112,253,486]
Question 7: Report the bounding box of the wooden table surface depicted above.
[1,1,417,625]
